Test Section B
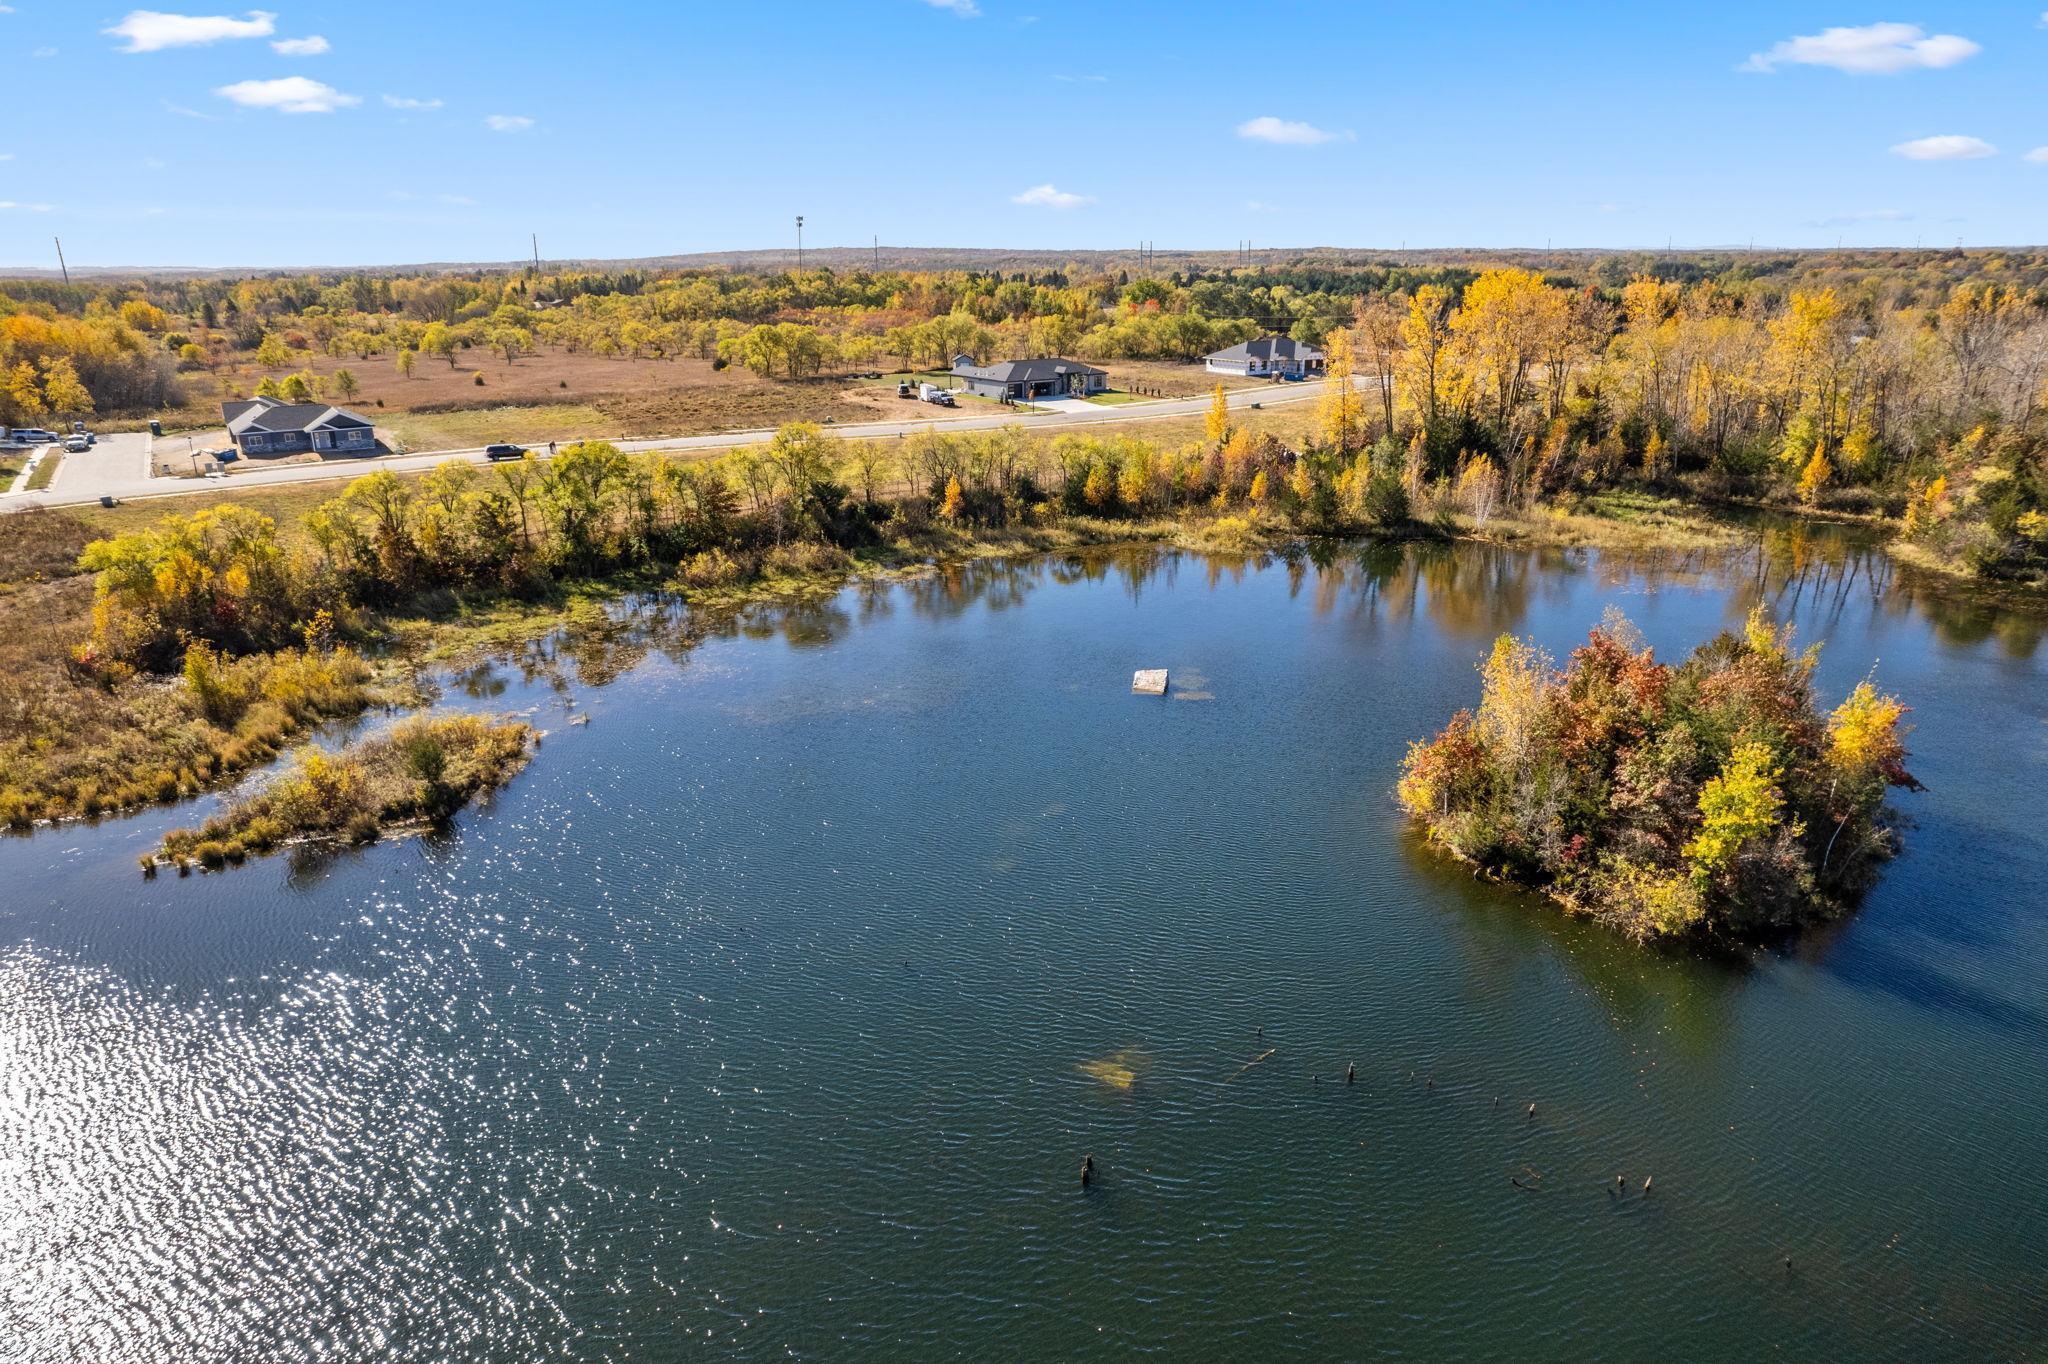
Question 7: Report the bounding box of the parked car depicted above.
[918,384,955,407]
[484,443,528,461]
[6,428,58,445]
[63,435,89,453]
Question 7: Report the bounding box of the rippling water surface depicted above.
[3,530,2044,1360]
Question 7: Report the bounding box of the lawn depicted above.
[1084,391,1152,406]
[383,403,617,452]
[24,453,61,492]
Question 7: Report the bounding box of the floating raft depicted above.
[1131,669,1168,695]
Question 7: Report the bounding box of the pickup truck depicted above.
[3,428,59,447]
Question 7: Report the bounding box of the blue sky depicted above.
[2,2,2045,269]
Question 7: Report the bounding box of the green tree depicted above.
[539,440,630,562]
[420,322,459,369]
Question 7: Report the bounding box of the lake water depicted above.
[2,529,2044,1361]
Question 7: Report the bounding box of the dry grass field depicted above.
[147,347,1259,447]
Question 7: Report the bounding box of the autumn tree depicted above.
[1317,327,1364,454]
[1396,284,1457,427]
[1352,293,1405,434]
[1205,383,1230,446]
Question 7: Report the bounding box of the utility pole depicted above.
[53,237,69,285]
[531,232,540,273]
[795,215,804,271]
[873,234,879,270]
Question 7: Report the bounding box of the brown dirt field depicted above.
[157,346,1006,442]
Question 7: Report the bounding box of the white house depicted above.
[1205,336,1325,379]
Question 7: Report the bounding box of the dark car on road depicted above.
[484,443,529,461]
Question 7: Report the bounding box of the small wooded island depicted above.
[1397,608,1920,941]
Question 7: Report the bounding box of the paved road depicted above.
[0,380,1328,512]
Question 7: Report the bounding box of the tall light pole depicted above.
[795,215,804,271]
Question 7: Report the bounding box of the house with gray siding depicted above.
[222,396,377,457]
[949,356,1107,400]
[1205,335,1325,379]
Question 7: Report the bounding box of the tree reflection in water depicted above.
[452,523,2042,722]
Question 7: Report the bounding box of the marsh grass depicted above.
[151,713,532,871]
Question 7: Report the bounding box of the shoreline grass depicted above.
[148,713,533,873]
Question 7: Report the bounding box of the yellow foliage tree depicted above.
[1641,429,1667,481]
[1684,742,1784,885]
[1248,469,1269,504]
[1827,682,1906,775]
[1316,327,1362,453]
[1797,443,1832,505]
[939,474,964,520]
[1082,463,1113,510]
[1205,383,1230,446]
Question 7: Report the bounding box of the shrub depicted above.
[762,541,851,577]
[678,548,759,590]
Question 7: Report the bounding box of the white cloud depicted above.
[1052,73,1107,83]
[214,76,360,114]
[0,201,55,212]
[382,94,442,110]
[105,9,276,53]
[437,193,474,205]
[1890,134,1996,161]
[1236,115,1351,146]
[920,0,980,14]
[31,45,54,57]
[2025,147,2048,164]
[0,153,12,162]
[1245,200,1279,214]
[485,114,534,132]
[1011,183,1092,209]
[1742,23,1978,74]
[270,34,328,55]
[163,100,218,119]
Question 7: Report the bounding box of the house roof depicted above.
[1206,335,1323,364]
[222,394,373,436]
[950,356,1107,384]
